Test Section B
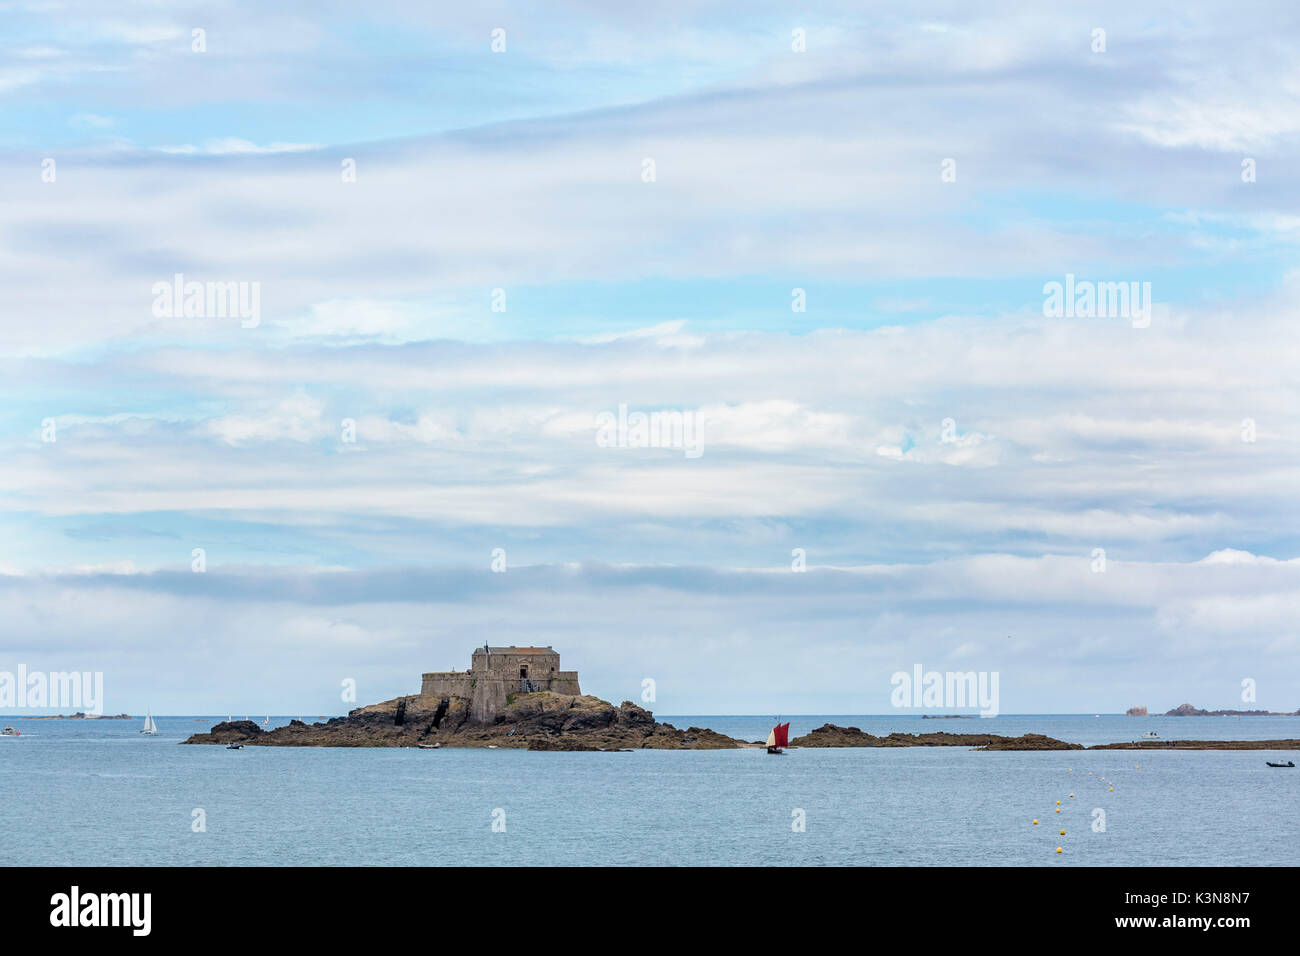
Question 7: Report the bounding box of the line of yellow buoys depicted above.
[1040,763,1136,856]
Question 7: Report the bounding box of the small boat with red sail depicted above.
[765,721,789,755]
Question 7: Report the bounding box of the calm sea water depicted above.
[2,714,1297,866]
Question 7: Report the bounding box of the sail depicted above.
[142,711,151,732]
[775,723,790,748]
[764,728,776,748]
[149,716,158,733]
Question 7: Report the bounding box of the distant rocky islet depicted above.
[1128,702,1299,717]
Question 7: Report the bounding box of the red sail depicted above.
[774,722,790,748]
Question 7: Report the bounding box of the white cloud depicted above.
[155,138,322,155]
[2,0,1297,715]
[3,553,1297,714]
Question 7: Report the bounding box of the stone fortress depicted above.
[421,646,582,724]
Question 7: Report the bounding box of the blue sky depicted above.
[1,0,1298,715]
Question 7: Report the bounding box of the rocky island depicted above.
[1129,702,1298,717]
[30,712,132,719]
[790,724,1081,750]
[184,646,744,750]
[1161,703,1299,717]
[178,647,1300,753]
[786,723,1300,751]
[1091,737,1300,750]
[180,646,1083,752]
[184,692,743,750]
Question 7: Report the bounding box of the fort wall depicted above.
[419,646,582,723]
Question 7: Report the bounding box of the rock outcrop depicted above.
[1162,703,1298,716]
[31,713,132,719]
[1126,706,1148,716]
[983,733,1084,751]
[183,692,747,750]
[1090,738,1300,750]
[184,709,1300,753]
[788,724,1082,750]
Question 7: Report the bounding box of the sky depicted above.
[1,0,1298,716]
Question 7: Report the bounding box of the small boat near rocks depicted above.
[765,721,790,755]
[1265,760,1295,768]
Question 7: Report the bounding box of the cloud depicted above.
[3,303,1295,575]
[2,0,1297,716]
[154,138,322,155]
[68,112,115,129]
[4,3,1300,352]
[201,391,328,445]
[2,553,1297,714]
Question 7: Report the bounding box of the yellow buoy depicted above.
[1056,847,1063,854]
[1108,786,1113,792]
[1060,829,1065,835]
[1033,819,1039,825]
[1055,808,1061,813]
[1055,800,1061,805]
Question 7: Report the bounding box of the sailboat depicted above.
[765,721,789,755]
[263,716,270,727]
[140,710,158,735]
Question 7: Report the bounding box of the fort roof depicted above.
[473,646,555,655]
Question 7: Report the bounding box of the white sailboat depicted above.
[263,716,270,726]
[140,709,158,735]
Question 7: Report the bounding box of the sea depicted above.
[2,714,1297,866]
